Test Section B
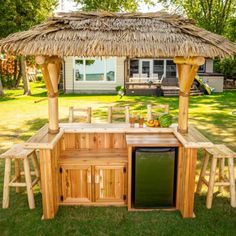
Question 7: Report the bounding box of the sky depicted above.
[56,0,164,12]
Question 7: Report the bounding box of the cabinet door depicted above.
[94,164,127,203]
[60,165,92,203]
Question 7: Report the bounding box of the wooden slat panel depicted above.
[39,137,62,219]
[178,148,197,218]
[176,146,184,211]
[59,149,128,165]
[63,133,76,149]
[63,133,127,150]
[60,165,92,203]
[205,145,236,158]
[126,133,180,147]
[94,165,126,203]
[25,124,64,149]
[174,126,213,148]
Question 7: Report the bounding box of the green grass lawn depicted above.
[0,82,236,235]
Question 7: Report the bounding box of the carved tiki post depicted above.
[36,56,61,134]
[174,57,205,134]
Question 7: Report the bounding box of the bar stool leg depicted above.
[2,158,11,208]
[219,158,225,192]
[206,157,217,209]
[15,159,21,193]
[196,151,210,193]
[23,157,35,209]
[32,152,41,190]
[228,157,236,207]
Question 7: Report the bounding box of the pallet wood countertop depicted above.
[24,123,213,149]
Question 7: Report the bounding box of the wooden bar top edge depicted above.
[24,124,64,150]
[24,123,213,149]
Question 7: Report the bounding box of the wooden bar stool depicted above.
[197,145,236,208]
[108,106,130,123]
[1,144,40,209]
[147,104,169,120]
[68,106,92,123]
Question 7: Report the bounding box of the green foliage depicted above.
[0,0,57,90]
[158,0,236,77]
[115,85,125,98]
[214,56,236,79]
[0,0,58,39]
[74,0,154,12]
[159,0,236,35]
[36,74,43,82]
[225,17,236,42]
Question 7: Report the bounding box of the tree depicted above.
[0,75,3,96]
[0,0,58,95]
[158,0,236,35]
[158,0,236,79]
[74,0,154,12]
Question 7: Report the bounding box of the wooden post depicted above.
[125,106,129,123]
[176,147,197,218]
[15,159,21,193]
[36,56,61,134]
[23,157,35,209]
[147,104,152,121]
[87,107,92,123]
[68,106,74,123]
[108,106,112,123]
[174,57,205,133]
[2,158,11,208]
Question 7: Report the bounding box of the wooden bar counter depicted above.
[25,123,213,219]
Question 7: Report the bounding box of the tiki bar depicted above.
[1,11,236,220]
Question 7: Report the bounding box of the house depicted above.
[62,57,224,94]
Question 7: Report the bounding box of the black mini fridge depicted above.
[133,147,177,208]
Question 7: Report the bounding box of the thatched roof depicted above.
[0,11,236,58]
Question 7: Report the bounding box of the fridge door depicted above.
[134,147,176,208]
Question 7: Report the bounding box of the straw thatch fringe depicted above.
[0,11,235,58]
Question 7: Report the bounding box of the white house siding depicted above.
[63,57,223,93]
[64,57,125,94]
[205,59,213,73]
[201,59,224,92]
[200,75,224,92]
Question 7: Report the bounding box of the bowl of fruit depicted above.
[145,113,173,128]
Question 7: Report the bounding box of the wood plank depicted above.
[176,146,184,211]
[178,148,197,218]
[173,126,213,148]
[39,139,61,219]
[127,146,132,211]
[60,123,174,133]
[94,165,126,203]
[59,149,128,165]
[205,145,236,158]
[24,124,64,149]
[126,133,180,147]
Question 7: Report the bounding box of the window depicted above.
[129,58,177,78]
[75,59,84,81]
[141,60,151,77]
[166,60,176,77]
[106,58,115,81]
[130,60,139,77]
[153,60,164,76]
[74,58,116,82]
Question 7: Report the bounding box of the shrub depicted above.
[36,74,43,82]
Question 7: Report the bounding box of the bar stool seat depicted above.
[197,144,236,208]
[1,144,40,209]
